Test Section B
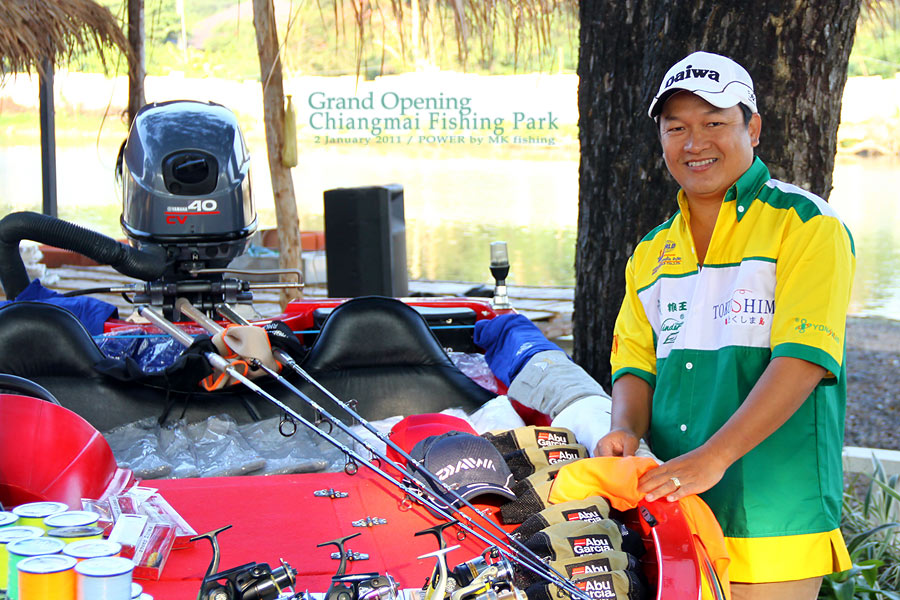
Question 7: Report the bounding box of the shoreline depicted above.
[844,315,900,451]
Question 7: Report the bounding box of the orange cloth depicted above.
[549,456,731,600]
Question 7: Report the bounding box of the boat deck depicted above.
[4,264,575,343]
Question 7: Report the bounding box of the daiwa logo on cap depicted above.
[547,449,579,463]
[664,64,720,89]
[536,430,568,447]
[566,558,612,577]
[563,508,604,523]
[435,457,497,481]
[648,51,758,118]
[570,535,613,555]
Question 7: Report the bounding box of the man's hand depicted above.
[638,446,729,502]
[595,427,642,457]
[638,357,826,502]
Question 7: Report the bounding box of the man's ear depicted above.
[749,113,762,147]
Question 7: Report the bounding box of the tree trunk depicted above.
[574,0,861,388]
[127,0,145,126]
[252,0,303,306]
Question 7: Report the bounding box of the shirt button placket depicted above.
[680,357,696,452]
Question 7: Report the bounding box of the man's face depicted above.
[658,91,761,204]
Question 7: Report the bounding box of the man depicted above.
[596,51,855,599]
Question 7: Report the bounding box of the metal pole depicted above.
[38,58,57,217]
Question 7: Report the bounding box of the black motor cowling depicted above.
[120,100,257,277]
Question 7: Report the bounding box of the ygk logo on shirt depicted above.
[794,318,841,344]
[536,431,569,447]
[567,558,613,577]
[712,288,774,326]
[569,535,613,555]
[563,508,604,523]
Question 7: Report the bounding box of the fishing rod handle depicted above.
[175,297,223,334]
[138,305,194,347]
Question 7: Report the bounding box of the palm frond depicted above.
[0,0,130,78]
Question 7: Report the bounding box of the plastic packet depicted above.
[468,396,527,434]
[185,415,266,477]
[110,486,196,548]
[108,514,176,581]
[158,421,200,479]
[104,417,173,479]
[236,417,329,475]
[449,352,504,394]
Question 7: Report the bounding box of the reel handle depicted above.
[414,521,459,550]
[191,524,233,582]
[318,532,362,577]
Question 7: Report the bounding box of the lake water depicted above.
[0,143,897,321]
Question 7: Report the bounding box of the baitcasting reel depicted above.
[193,525,298,600]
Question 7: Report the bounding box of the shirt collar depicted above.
[728,157,770,221]
[675,156,771,223]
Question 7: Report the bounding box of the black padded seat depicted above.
[0,302,288,431]
[298,296,494,421]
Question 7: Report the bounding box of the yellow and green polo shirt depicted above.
[610,157,855,583]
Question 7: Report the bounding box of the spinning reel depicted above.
[416,524,525,600]
[318,533,399,600]
[193,525,298,600]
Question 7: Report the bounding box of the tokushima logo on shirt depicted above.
[712,288,774,326]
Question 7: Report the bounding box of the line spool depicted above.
[75,556,134,600]
[0,512,18,529]
[62,540,121,562]
[7,536,66,600]
[46,526,104,544]
[0,527,44,592]
[17,554,77,600]
[11,503,69,531]
[44,511,100,530]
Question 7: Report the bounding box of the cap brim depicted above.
[457,482,518,504]
[649,86,756,118]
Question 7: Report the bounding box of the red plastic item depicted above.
[135,471,707,599]
[0,394,133,509]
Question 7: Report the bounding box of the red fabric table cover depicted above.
[140,470,508,599]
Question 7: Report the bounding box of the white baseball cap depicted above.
[648,51,758,118]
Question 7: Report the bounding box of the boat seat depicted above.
[297,296,495,422]
[0,302,288,431]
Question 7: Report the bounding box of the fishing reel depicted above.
[319,533,399,600]
[193,525,298,600]
[420,544,525,600]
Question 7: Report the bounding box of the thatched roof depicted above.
[0,0,129,78]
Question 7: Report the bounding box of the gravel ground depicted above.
[845,316,900,450]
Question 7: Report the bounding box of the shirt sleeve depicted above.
[770,214,855,379]
[611,254,658,387]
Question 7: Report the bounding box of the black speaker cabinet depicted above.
[324,184,408,298]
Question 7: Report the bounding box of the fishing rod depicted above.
[174,299,583,599]
[142,304,587,600]
[204,303,587,600]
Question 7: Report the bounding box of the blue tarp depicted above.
[473,313,566,386]
[1,279,117,335]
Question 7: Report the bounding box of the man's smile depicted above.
[686,158,718,168]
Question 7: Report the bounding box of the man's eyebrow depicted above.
[661,106,732,121]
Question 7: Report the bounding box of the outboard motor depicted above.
[0,100,300,318]
[118,100,276,316]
